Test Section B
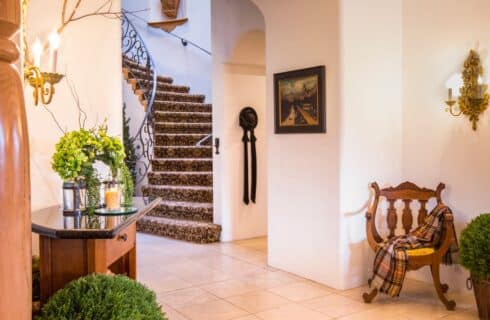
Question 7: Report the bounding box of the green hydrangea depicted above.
[51,128,100,181]
[96,125,126,178]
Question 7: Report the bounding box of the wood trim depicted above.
[0,0,31,318]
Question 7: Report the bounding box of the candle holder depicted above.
[444,50,489,131]
[104,180,121,211]
[24,65,64,106]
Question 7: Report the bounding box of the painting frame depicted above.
[274,65,326,134]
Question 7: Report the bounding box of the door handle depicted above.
[214,137,220,155]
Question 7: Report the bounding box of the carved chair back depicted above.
[369,181,445,240]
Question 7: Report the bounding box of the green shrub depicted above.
[37,274,166,320]
[460,213,490,280]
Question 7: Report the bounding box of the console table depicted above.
[32,198,160,304]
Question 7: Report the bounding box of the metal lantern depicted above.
[62,181,87,216]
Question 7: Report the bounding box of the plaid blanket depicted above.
[370,204,458,297]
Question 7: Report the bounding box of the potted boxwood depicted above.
[36,274,167,320]
[460,213,490,319]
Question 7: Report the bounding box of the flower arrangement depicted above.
[52,124,134,213]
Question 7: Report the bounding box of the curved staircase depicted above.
[123,58,221,243]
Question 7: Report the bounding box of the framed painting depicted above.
[274,66,326,134]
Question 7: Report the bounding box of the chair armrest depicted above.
[366,211,382,251]
[435,212,455,259]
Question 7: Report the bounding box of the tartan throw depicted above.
[370,204,458,297]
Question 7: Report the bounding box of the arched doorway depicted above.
[211,0,267,241]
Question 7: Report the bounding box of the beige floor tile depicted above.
[336,307,409,320]
[225,290,290,313]
[139,274,193,294]
[233,316,261,320]
[137,234,476,320]
[302,293,373,317]
[239,270,300,289]
[158,287,219,309]
[177,299,249,320]
[160,304,190,320]
[268,281,334,302]
[440,309,479,319]
[201,279,261,298]
[255,303,333,320]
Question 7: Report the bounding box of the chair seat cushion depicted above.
[406,247,435,256]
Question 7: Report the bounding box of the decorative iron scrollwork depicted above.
[121,11,157,184]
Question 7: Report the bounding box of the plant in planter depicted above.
[36,274,167,320]
[52,128,101,214]
[95,125,134,208]
[460,213,490,319]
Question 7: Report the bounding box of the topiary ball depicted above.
[460,213,490,280]
[37,274,167,320]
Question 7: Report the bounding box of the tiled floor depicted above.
[137,234,479,320]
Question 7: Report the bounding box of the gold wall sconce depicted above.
[22,0,64,106]
[24,66,63,106]
[445,50,489,131]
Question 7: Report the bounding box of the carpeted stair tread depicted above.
[152,159,212,172]
[155,122,212,134]
[155,111,212,123]
[128,68,173,84]
[154,91,205,103]
[148,171,213,186]
[142,185,213,203]
[153,101,212,113]
[131,78,188,92]
[147,200,213,221]
[155,133,211,146]
[154,146,212,159]
[137,216,221,243]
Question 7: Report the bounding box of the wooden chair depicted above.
[362,181,456,310]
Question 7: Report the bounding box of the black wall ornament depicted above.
[239,107,258,205]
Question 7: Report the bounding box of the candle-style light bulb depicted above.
[448,88,453,101]
[32,38,42,68]
[49,31,60,73]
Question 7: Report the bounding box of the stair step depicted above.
[142,185,213,203]
[152,158,213,172]
[154,146,212,159]
[155,122,212,134]
[154,91,205,103]
[148,171,213,187]
[129,78,189,93]
[153,101,212,113]
[123,58,149,72]
[155,111,212,123]
[147,200,213,221]
[137,216,221,243]
[127,68,173,84]
[155,133,211,146]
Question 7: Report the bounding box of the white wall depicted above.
[339,0,403,289]
[402,0,490,290]
[26,0,123,211]
[251,0,344,289]
[122,0,212,100]
[25,0,122,252]
[212,0,267,241]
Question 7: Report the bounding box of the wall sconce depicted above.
[24,66,63,106]
[22,0,64,106]
[24,33,64,106]
[445,50,489,131]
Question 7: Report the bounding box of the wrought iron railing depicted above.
[121,10,157,184]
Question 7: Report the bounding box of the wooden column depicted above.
[0,0,32,318]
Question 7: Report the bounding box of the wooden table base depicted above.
[39,223,137,304]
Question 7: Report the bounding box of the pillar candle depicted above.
[105,188,120,210]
